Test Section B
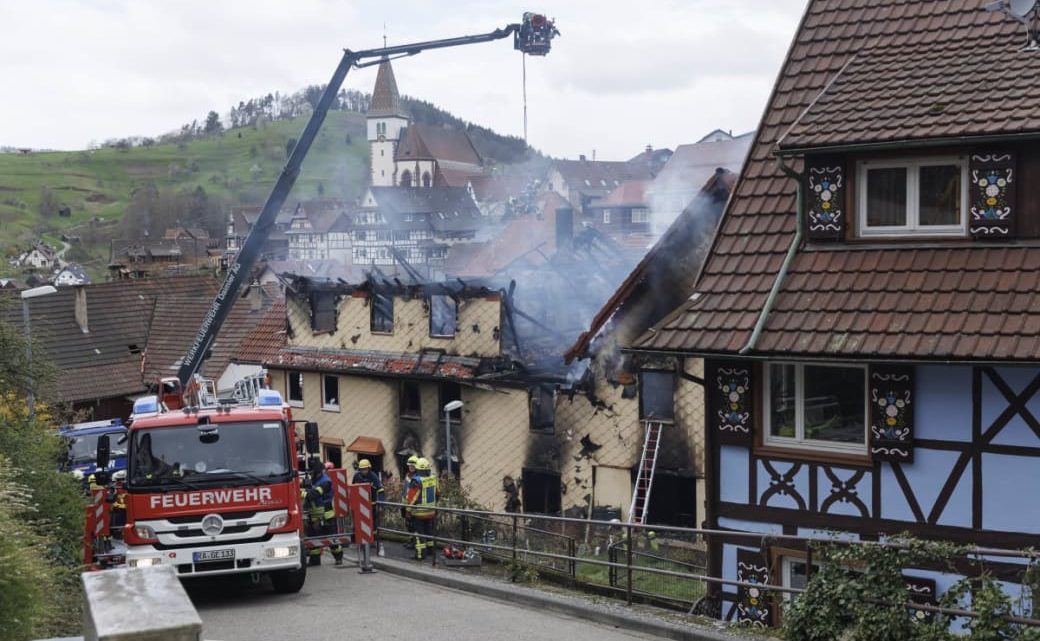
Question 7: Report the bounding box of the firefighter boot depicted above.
[333,550,343,566]
[414,537,424,560]
[308,550,322,566]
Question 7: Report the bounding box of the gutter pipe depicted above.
[739,154,804,355]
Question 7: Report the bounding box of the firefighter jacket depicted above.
[407,473,438,520]
[351,470,385,501]
[306,472,335,520]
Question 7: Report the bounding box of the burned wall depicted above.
[285,290,502,357]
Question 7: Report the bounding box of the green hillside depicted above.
[0,111,369,278]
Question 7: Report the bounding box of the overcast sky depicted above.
[1,0,807,160]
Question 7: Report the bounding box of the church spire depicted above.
[369,58,407,118]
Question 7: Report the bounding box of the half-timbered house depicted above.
[631,0,1040,626]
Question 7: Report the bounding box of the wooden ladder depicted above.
[628,419,664,525]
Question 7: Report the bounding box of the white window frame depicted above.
[603,210,611,224]
[287,371,304,408]
[321,374,340,412]
[763,362,868,455]
[631,208,649,224]
[856,156,968,237]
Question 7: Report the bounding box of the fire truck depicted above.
[83,12,556,590]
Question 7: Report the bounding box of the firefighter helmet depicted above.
[407,455,419,466]
[358,459,371,470]
[415,457,431,471]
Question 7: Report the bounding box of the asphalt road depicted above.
[189,563,666,641]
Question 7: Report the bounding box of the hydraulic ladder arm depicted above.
[175,15,559,390]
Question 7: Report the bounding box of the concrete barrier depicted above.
[82,566,202,641]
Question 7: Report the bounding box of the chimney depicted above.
[74,286,88,333]
[578,154,586,162]
[249,283,263,312]
[555,206,574,250]
[645,144,652,153]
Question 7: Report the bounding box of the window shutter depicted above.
[969,152,1016,238]
[869,365,914,462]
[903,575,938,625]
[805,156,846,241]
[736,548,771,627]
[709,361,753,445]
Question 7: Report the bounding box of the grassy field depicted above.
[0,110,370,278]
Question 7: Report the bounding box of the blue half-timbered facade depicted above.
[632,0,1040,627]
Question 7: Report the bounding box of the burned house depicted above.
[264,167,733,519]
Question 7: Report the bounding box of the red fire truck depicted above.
[87,391,313,592]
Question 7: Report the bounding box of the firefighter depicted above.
[304,460,343,566]
[401,455,419,547]
[407,457,438,560]
[109,470,127,540]
[353,458,385,555]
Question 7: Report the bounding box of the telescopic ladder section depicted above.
[628,419,664,525]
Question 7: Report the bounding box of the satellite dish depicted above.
[1009,0,1037,18]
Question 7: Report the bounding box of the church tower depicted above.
[367,59,409,186]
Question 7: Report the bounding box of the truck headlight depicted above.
[134,524,156,540]
[264,545,298,559]
[129,557,161,568]
[268,511,289,530]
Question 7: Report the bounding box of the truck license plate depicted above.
[193,548,234,563]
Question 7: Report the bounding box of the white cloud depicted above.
[0,0,807,158]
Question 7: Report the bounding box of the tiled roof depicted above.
[369,186,482,232]
[552,158,651,188]
[270,346,482,381]
[368,59,407,118]
[646,134,752,198]
[142,287,280,383]
[396,123,483,166]
[634,0,1040,362]
[779,7,1040,151]
[596,180,649,208]
[234,299,287,364]
[0,276,218,402]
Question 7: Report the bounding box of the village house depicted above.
[285,200,352,262]
[52,262,90,286]
[13,240,60,271]
[630,0,1040,626]
[2,276,282,419]
[226,204,294,264]
[546,156,654,220]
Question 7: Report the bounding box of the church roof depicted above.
[369,59,407,118]
[395,123,482,167]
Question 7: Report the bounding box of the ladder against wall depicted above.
[628,419,664,525]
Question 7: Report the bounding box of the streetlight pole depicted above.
[20,285,57,420]
[442,400,464,476]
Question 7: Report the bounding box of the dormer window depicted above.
[856,157,967,237]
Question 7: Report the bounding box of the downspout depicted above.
[739,154,804,354]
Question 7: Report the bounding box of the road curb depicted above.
[370,556,748,641]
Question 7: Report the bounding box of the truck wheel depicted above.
[270,549,307,594]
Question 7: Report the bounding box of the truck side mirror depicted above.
[96,434,111,471]
[304,422,320,456]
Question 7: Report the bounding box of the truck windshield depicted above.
[129,421,290,488]
[67,432,128,464]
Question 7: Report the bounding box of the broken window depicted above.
[522,468,561,515]
[639,370,675,421]
[310,291,337,333]
[371,291,394,333]
[429,295,457,338]
[322,374,340,410]
[400,381,421,418]
[529,385,555,433]
[287,371,304,406]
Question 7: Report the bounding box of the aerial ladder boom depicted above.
[175,14,559,391]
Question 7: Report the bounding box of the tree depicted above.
[38,186,60,218]
[204,110,223,135]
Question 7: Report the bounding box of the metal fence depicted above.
[375,500,1040,628]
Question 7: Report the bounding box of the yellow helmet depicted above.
[415,457,431,471]
[407,455,419,466]
[358,459,371,470]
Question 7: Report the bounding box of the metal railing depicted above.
[375,500,1040,627]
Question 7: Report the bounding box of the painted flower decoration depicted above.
[877,390,906,438]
